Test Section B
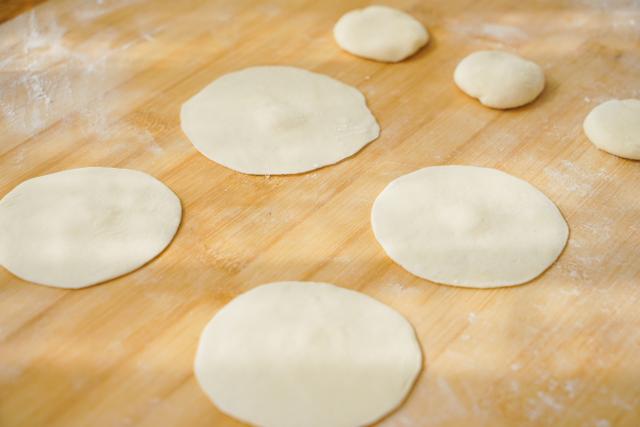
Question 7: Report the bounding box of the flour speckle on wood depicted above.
[543,160,611,198]
[446,20,529,46]
[0,2,163,160]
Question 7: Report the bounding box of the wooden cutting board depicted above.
[1,0,639,426]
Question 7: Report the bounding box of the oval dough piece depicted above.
[454,50,545,109]
[194,281,422,427]
[583,98,640,160]
[0,167,182,289]
[333,5,428,62]
[181,66,380,175]
[371,166,568,288]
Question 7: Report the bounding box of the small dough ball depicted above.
[583,99,640,160]
[181,66,379,175]
[371,166,568,288]
[454,50,545,109]
[195,281,422,427]
[0,167,182,289]
[334,5,429,62]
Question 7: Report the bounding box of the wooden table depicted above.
[1,0,639,426]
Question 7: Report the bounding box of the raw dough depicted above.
[583,99,640,160]
[371,166,568,288]
[0,167,181,289]
[333,5,428,62]
[194,281,422,427]
[181,66,379,175]
[454,50,545,109]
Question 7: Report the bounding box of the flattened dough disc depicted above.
[0,167,182,289]
[194,281,422,427]
[181,66,380,175]
[371,166,568,288]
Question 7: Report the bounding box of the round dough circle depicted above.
[181,66,380,175]
[194,281,422,427]
[583,99,640,160]
[0,167,182,289]
[333,5,428,62]
[454,50,545,109]
[371,166,568,288]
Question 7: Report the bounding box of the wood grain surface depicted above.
[1,0,639,426]
[0,0,46,24]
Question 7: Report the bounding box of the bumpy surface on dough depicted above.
[583,99,640,160]
[333,5,428,62]
[0,167,181,289]
[371,166,568,288]
[181,66,380,175]
[194,281,422,427]
[454,50,545,109]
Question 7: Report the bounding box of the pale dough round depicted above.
[181,66,380,175]
[454,50,545,109]
[583,99,640,160]
[0,167,181,289]
[194,281,422,427]
[333,5,428,62]
[371,166,568,288]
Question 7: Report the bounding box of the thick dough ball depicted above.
[583,99,640,160]
[454,50,545,109]
[333,5,429,62]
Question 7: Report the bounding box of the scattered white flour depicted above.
[0,2,164,160]
[559,287,581,296]
[436,376,468,416]
[477,23,528,42]
[537,391,564,412]
[445,20,529,46]
[564,379,580,398]
[543,160,610,198]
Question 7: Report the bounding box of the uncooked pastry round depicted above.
[583,99,640,160]
[0,167,181,289]
[333,5,429,62]
[454,50,545,109]
[181,66,380,175]
[194,281,422,427]
[371,166,568,288]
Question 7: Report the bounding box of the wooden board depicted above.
[1,0,639,426]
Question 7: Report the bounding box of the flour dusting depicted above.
[467,312,477,324]
[478,23,528,42]
[543,160,611,198]
[0,1,164,160]
[445,20,529,46]
[537,391,564,412]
